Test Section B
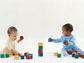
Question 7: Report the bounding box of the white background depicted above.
[0,0,84,39]
[0,0,84,63]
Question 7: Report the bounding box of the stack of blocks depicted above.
[0,54,10,58]
[54,52,61,58]
[38,42,43,57]
[14,52,33,60]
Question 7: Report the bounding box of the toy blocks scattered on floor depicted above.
[68,51,84,59]
[54,52,61,58]
[38,42,43,57]
[14,52,33,60]
[0,54,10,58]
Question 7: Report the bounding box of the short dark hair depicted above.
[63,23,73,32]
[7,26,18,34]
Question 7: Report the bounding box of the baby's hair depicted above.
[63,23,73,32]
[7,26,18,34]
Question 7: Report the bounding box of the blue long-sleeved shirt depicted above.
[53,34,76,47]
[52,34,84,55]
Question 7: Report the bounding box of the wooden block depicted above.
[67,51,72,55]
[81,55,84,58]
[38,42,43,46]
[39,46,43,49]
[21,55,24,59]
[38,53,43,57]
[14,55,19,59]
[57,54,61,58]
[26,55,31,59]
[20,36,24,40]
[38,49,43,53]
[54,52,58,56]
[75,52,80,55]
[0,54,5,58]
[6,54,9,58]
[24,52,29,56]
[26,54,33,59]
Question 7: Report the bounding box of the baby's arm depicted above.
[48,36,63,43]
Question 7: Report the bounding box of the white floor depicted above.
[0,38,84,63]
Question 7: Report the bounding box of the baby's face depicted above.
[8,31,18,41]
[62,27,71,36]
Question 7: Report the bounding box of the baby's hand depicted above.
[64,41,68,45]
[48,38,53,42]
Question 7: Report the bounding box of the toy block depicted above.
[54,52,58,56]
[14,55,19,59]
[21,55,24,59]
[72,54,75,57]
[38,50,43,53]
[38,42,43,46]
[0,54,5,58]
[26,55,31,59]
[72,52,76,54]
[75,52,79,55]
[38,53,43,57]
[20,36,24,40]
[74,55,79,59]
[39,46,43,49]
[67,51,72,55]
[26,54,33,59]
[78,54,81,57]
[57,54,61,58]
[24,52,29,56]
[6,54,9,58]
[81,55,84,58]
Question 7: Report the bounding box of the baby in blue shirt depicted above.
[48,23,84,56]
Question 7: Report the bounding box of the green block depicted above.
[72,52,75,54]
[6,54,9,58]
[78,54,81,57]
[39,46,43,49]
[0,54,5,58]
[57,54,61,58]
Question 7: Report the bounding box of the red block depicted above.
[67,51,72,55]
[81,55,84,58]
[26,55,31,59]
[38,50,43,53]
[20,36,24,40]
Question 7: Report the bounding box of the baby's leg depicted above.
[74,46,84,54]
[61,47,69,56]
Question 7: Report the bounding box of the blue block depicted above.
[38,53,43,57]
[26,54,33,59]
[74,55,79,59]
[72,54,75,57]
[21,55,24,59]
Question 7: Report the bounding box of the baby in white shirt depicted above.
[0,26,24,56]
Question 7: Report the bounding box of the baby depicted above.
[48,23,84,56]
[0,26,24,56]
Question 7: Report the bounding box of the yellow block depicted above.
[14,55,19,59]
[54,52,58,56]
[25,52,29,54]
[38,42,43,46]
[75,52,79,55]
